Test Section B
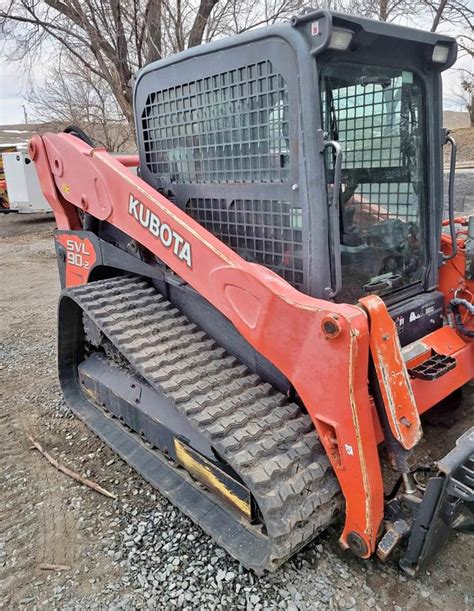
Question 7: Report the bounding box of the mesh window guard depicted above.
[141,61,290,184]
[186,198,303,288]
[321,63,426,302]
[322,69,424,227]
[328,79,403,170]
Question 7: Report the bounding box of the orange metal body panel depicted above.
[360,295,422,450]
[114,154,139,168]
[31,132,474,559]
[55,234,97,286]
[410,327,473,412]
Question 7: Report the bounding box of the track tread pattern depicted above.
[69,276,342,569]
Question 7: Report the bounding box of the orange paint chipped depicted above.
[360,295,422,450]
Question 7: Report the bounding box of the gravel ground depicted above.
[0,212,473,610]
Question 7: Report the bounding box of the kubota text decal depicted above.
[128,194,192,267]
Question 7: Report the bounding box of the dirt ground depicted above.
[0,212,473,610]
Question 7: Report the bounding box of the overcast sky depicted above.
[1,60,28,124]
[0,20,471,125]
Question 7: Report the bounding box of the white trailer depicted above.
[2,150,51,213]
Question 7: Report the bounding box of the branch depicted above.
[28,434,117,500]
[109,0,132,84]
[430,0,448,32]
[188,0,220,48]
[144,0,162,62]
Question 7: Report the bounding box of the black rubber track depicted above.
[64,276,342,571]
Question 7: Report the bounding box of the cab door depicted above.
[321,62,427,304]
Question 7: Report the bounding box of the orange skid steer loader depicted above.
[32,10,473,574]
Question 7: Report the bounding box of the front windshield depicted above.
[321,63,426,303]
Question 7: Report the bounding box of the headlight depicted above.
[328,28,353,51]
[432,44,450,64]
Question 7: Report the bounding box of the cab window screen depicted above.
[141,61,290,184]
[322,63,426,303]
[186,198,304,288]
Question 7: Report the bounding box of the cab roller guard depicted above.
[32,8,473,574]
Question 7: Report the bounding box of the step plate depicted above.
[408,353,457,381]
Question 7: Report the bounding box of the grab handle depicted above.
[444,132,458,262]
[324,139,343,299]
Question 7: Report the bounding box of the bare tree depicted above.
[452,69,474,126]
[0,0,312,123]
[423,0,473,55]
[0,0,228,121]
[29,59,135,151]
[204,0,305,39]
[335,0,422,22]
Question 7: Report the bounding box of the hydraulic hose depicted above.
[63,125,96,148]
[450,298,474,338]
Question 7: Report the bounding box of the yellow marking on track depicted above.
[174,439,251,519]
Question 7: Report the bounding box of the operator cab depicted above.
[134,10,457,327]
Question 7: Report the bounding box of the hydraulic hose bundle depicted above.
[450,298,474,339]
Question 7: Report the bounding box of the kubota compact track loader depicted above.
[32,10,473,574]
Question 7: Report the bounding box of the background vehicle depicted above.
[31,9,473,574]
[0,144,16,211]
[1,149,52,214]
